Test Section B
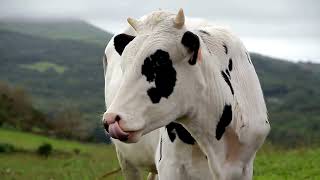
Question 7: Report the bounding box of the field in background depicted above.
[1,128,319,180]
[0,128,122,180]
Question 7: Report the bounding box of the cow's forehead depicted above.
[140,10,175,26]
[133,10,178,35]
[121,34,148,61]
[123,33,178,62]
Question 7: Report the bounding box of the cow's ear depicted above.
[114,33,135,55]
[181,31,200,65]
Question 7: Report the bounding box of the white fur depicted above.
[104,10,270,180]
[155,126,211,180]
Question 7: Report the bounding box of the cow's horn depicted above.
[174,8,185,28]
[127,17,139,31]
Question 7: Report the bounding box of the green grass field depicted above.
[0,128,122,180]
[0,128,319,180]
[20,62,67,74]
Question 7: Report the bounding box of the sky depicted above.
[1,0,320,62]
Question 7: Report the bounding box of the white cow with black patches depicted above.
[103,27,159,180]
[103,9,270,180]
[104,20,210,180]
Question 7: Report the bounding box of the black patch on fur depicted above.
[246,52,252,64]
[141,50,177,104]
[181,31,200,65]
[166,123,176,142]
[228,58,233,71]
[221,71,234,95]
[113,33,135,55]
[216,104,233,140]
[175,124,195,145]
[223,44,228,54]
[199,30,210,35]
[166,122,195,145]
[159,136,163,162]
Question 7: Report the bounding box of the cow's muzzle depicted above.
[103,113,129,141]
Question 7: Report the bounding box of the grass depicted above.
[254,145,320,180]
[0,128,319,180]
[20,62,67,74]
[0,128,122,180]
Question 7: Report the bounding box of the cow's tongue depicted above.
[108,121,129,141]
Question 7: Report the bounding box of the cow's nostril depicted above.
[115,115,121,122]
[103,122,109,132]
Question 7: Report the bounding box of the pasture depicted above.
[0,128,319,180]
[19,62,67,74]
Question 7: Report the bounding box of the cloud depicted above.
[1,0,319,25]
[1,0,319,37]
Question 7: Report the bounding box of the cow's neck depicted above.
[180,43,236,179]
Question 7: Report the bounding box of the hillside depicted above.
[1,128,319,179]
[0,19,112,46]
[0,20,319,146]
[0,29,106,120]
[252,54,320,146]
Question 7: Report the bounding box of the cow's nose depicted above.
[103,113,128,141]
[103,113,122,132]
[103,113,122,126]
[103,113,121,132]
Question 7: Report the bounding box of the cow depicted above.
[103,9,270,180]
[103,15,211,180]
[103,26,159,180]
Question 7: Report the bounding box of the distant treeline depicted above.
[0,81,108,143]
[0,81,46,131]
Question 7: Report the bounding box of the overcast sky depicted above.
[1,0,320,62]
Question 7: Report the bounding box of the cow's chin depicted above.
[124,130,143,143]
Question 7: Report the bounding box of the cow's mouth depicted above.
[105,121,143,143]
[108,121,129,141]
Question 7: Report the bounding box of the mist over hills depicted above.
[0,19,319,146]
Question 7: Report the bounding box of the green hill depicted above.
[0,19,319,146]
[0,19,112,46]
[0,29,106,121]
[252,54,320,146]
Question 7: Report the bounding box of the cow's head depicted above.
[103,9,205,142]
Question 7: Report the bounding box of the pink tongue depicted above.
[108,121,129,141]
